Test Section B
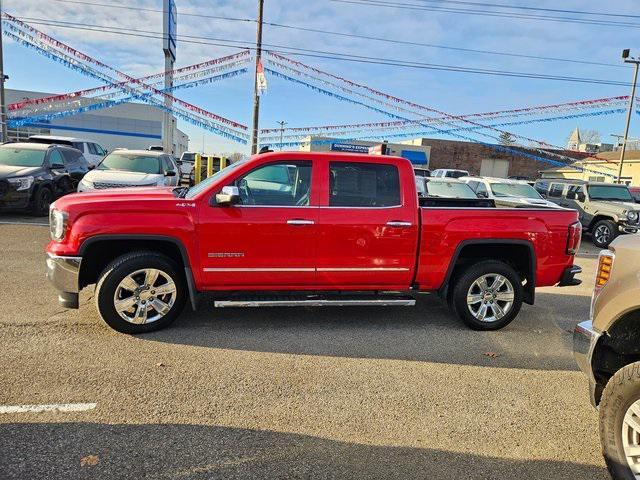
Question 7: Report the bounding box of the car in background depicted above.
[431,168,469,178]
[27,135,107,169]
[0,142,89,215]
[573,235,640,479]
[178,151,197,177]
[461,176,561,209]
[77,149,179,192]
[534,179,640,248]
[629,186,640,203]
[416,177,478,199]
[148,145,164,152]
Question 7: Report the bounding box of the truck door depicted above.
[197,159,318,288]
[316,159,419,288]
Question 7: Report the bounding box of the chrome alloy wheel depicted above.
[622,400,640,477]
[113,268,176,325]
[466,273,515,322]
[595,224,612,245]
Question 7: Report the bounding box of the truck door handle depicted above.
[287,219,315,225]
[386,221,412,227]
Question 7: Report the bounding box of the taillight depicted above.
[566,221,582,255]
[591,250,615,319]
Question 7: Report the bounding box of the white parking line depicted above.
[0,403,97,414]
[0,221,49,226]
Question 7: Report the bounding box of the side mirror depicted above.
[164,170,176,177]
[477,191,488,198]
[176,160,183,165]
[566,191,576,200]
[51,163,64,170]
[577,193,586,202]
[214,185,240,206]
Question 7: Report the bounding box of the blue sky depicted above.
[3,0,639,155]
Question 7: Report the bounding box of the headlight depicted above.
[49,207,68,241]
[626,210,639,222]
[7,175,34,191]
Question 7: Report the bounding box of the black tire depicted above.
[599,362,640,480]
[592,219,619,248]
[451,260,523,331]
[30,186,53,216]
[94,251,187,334]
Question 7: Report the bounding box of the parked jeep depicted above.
[574,234,640,479]
[534,179,640,248]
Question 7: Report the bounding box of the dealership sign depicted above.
[163,0,177,61]
[330,143,370,153]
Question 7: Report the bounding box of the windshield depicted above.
[97,153,162,174]
[490,183,542,199]
[0,147,46,167]
[588,185,633,201]
[184,160,246,199]
[181,153,196,162]
[425,181,477,199]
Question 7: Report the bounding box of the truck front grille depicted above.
[93,182,157,189]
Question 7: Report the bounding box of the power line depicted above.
[330,0,640,29]
[5,16,634,88]
[393,0,640,19]
[28,0,626,69]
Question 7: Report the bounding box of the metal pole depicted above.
[0,0,8,143]
[162,53,174,154]
[618,61,639,184]
[278,120,286,150]
[250,0,264,155]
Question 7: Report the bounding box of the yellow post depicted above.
[194,153,202,184]
[206,156,213,178]
[221,156,228,170]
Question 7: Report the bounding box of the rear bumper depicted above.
[573,320,601,407]
[45,253,81,309]
[558,265,582,287]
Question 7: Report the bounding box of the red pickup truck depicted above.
[46,151,582,334]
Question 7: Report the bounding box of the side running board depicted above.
[214,296,416,308]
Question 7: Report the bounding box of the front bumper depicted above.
[573,320,602,407]
[620,222,639,234]
[0,181,32,210]
[45,253,82,309]
[558,265,582,287]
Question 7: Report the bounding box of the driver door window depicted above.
[235,161,312,206]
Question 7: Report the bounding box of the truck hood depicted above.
[0,165,45,178]
[589,200,639,211]
[494,197,561,208]
[52,186,179,212]
[84,169,163,185]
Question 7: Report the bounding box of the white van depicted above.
[27,135,107,168]
[431,168,469,178]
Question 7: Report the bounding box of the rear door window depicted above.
[329,162,400,207]
[548,183,565,198]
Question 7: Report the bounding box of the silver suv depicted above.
[535,179,640,248]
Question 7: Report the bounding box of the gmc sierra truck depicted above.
[46,151,582,334]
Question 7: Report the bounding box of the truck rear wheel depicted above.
[451,260,523,331]
[94,251,187,334]
[599,361,640,480]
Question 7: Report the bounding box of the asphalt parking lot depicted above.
[0,217,608,479]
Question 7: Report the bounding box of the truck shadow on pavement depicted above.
[0,422,608,480]
[143,291,591,372]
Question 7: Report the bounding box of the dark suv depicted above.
[0,142,89,216]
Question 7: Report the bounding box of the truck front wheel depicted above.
[599,362,640,480]
[94,251,187,334]
[451,260,523,331]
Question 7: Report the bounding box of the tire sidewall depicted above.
[600,363,640,480]
[592,219,618,249]
[96,253,187,334]
[31,187,52,216]
[452,260,523,331]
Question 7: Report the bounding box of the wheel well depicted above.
[79,239,186,290]
[589,215,615,231]
[444,242,535,304]
[592,309,640,405]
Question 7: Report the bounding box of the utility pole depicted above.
[250,0,264,155]
[0,0,8,143]
[619,49,639,184]
[277,120,286,150]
